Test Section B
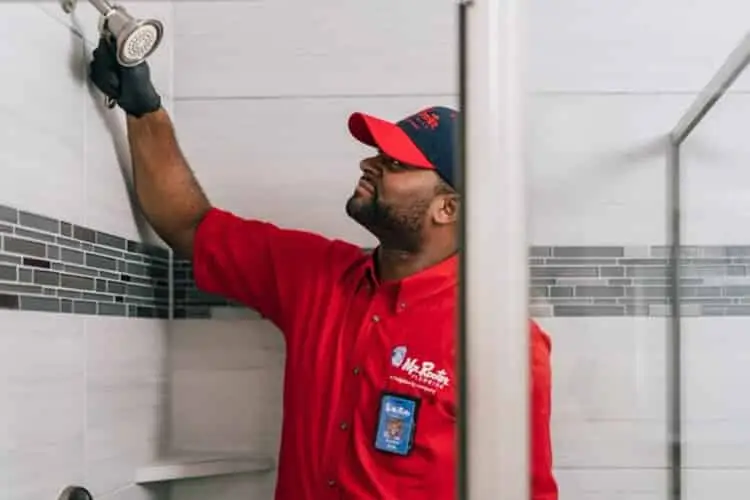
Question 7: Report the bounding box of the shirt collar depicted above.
[363,251,458,313]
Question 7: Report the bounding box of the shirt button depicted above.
[353,366,361,375]
[327,479,336,487]
[340,422,349,430]
[372,314,380,323]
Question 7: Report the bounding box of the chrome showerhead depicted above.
[96,3,164,67]
[61,0,164,67]
[98,8,164,67]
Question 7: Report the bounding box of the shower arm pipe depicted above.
[457,0,529,498]
[87,0,115,15]
[671,30,750,144]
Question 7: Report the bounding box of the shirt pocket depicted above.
[369,378,455,494]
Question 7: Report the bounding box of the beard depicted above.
[345,191,429,253]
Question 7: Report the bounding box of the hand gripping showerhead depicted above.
[61,0,164,109]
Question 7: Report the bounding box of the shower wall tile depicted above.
[173,0,456,98]
[167,320,284,455]
[84,318,167,496]
[528,93,691,246]
[0,4,87,228]
[681,94,750,245]
[0,312,86,500]
[528,0,750,93]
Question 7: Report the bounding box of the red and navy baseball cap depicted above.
[347,106,459,188]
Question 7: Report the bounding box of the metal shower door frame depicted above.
[667,30,750,500]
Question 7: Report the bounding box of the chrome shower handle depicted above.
[58,485,93,500]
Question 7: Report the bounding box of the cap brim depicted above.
[347,112,434,169]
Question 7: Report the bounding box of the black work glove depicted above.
[89,36,162,118]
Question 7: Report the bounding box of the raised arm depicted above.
[89,37,210,258]
[126,110,210,258]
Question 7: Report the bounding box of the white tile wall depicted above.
[0,3,173,500]
[173,0,456,99]
[528,0,750,93]
[0,313,169,500]
[167,319,284,499]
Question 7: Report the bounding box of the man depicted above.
[89,38,558,500]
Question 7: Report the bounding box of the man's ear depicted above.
[433,194,460,225]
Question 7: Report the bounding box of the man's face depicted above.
[345,153,443,252]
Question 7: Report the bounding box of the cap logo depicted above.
[407,110,441,131]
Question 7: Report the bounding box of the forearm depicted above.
[126,108,211,258]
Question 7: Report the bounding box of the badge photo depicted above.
[374,392,420,456]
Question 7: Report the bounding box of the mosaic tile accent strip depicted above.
[175,244,750,318]
[0,204,170,318]
[172,259,239,319]
[529,245,750,317]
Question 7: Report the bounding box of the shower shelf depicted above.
[134,451,275,484]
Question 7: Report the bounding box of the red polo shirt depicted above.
[192,207,558,500]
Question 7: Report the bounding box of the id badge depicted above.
[374,392,420,456]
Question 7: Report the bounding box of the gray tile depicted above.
[61,299,73,313]
[623,246,650,258]
[600,266,625,277]
[0,264,16,281]
[85,253,118,271]
[60,222,72,237]
[0,293,19,309]
[93,245,123,259]
[626,266,668,278]
[0,223,11,233]
[19,295,60,312]
[0,283,42,294]
[98,302,126,316]
[576,285,624,298]
[62,264,98,277]
[73,300,96,315]
[81,292,112,302]
[15,227,56,243]
[552,246,624,258]
[18,268,32,283]
[127,283,153,298]
[550,286,573,297]
[0,254,23,265]
[95,231,127,250]
[530,286,548,298]
[56,236,81,249]
[60,274,95,290]
[0,205,18,223]
[107,282,126,295]
[531,266,599,278]
[99,270,119,280]
[33,270,60,287]
[554,305,625,316]
[529,247,551,257]
[47,245,61,261]
[3,236,46,258]
[546,258,616,266]
[58,289,82,299]
[60,247,84,264]
[73,225,96,243]
[18,211,59,234]
[625,305,650,316]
